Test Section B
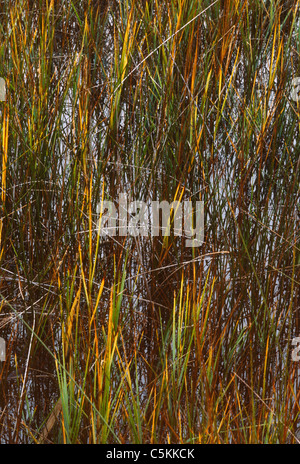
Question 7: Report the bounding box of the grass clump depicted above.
[0,0,299,443]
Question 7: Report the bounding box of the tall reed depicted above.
[0,0,299,443]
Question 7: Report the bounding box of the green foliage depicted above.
[0,0,299,444]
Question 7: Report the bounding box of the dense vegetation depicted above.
[0,0,299,443]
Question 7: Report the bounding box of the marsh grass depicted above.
[0,0,299,443]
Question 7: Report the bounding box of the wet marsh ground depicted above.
[0,0,299,443]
